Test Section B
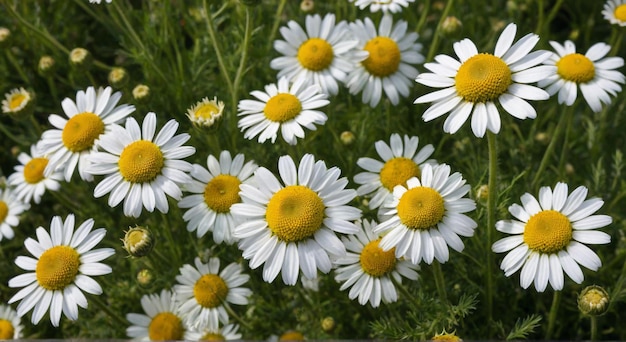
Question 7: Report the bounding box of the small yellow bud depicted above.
[0,27,11,47]
[534,132,550,145]
[108,67,129,88]
[565,163,575,175]
[476,184,489,201]
[132,84,150,102]
[578,285,610,316]
[440,16,462,39]
[321,317,335,333]
[300,0,314,12]
[136,268,154,287]
[340,131,355,145]
[122,226,155,257]
[186,96,224,130]
[69,47,92,70]
[38,55,56,78]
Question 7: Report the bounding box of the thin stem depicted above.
[415,0,431,34]
[535,0,545,34]
[531,105,572,188]
[266,0,288,54]
[590,315,598,341]
[4,51,30,85]
[544,0,565,34]
[89,294,127,326]
[545,290,561,340]
[557,105,575,178]
[391,275,417,303]
[223,302,253,331]
[425,0,454,62]
[486,131,498,335]
[204,0,234,104]
[432,261,448,304]
[230,8,252,150]
[0,121,25,145]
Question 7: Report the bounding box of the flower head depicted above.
[492,183,612,292]
[414,23,553,137]
[8,214,114,326]
[231,154,361,285]
[8,144,64,204]
[238,77,329,145]
[187,323,242,341]
[126,289,192,341]
[87,112,195,218]
[349,0,415,13]
[187,97,225,128]
[603,0,626,26]
[0,304,24,339]
[2,87,34,117]
[0,187,30,242]
[538,40,625,112]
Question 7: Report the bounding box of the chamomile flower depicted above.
[349,0,415,13]
[7,214,114,326]
[38,86,135,182]
[187,323,242,341]
[179,151,257,244]
[187,96,224,128]
[0,187,30,242]
[492,183,612,292]
[126,289,193,341]
[238,77,329,145]
[538,40,625,112]
[414,23,553,137]
[231,154,361,285]
[603,0,626,26]
[1,87,33,116]
[347,14,423,107]
[174,257,252,330]
[375,164,477,265]
[354,133,435,211]
[270,13,364,96]
[334,219,419,307]
[0,304,24,339]
[8,144,64,204]
[87,112,195,218]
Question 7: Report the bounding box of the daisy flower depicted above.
[174,257,252,330]
[0,187,30,242]
[1,87,33,116]
[186,96,224,128]
[334,219,419,307]
[238,77,329,145]
[354,133,435,211]
[375,163,477,265]
[87,112,195,218]
[7,214,114,326]
[187,323,242,341]
[414,23,553,137]
[0,304,24,339]
[8,144,64,204]
[270,13,365,96]
[179,151,257,244]
[492,182,612,292]
[347,14,423,107]
[126,289,193,341]
[538,40,625,112]
[349,0,415,13]
[231,154,361,285]
[603,0,626,26]
[38,86,135,182]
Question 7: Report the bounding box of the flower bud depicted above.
[136,268,154,287]
[476,184,489,201]
[321,316,335,333]
[69,47,92,70]
[340,131,355,145]
[578,285,610,316]
[108,67,129,88]
[132,84,150,102]
[1,87,35,119]
[122,226,155,257]
[0,27,11,48]
[440,16,462,39]
[300,0,314,12]
[38,55,56,78]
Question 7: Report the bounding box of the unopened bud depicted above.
[300,0,314,12]
[136,268,154,287]
[123,226,154,257]
[578,285,610,316]
[69,47,92,70]
[38,56,56,78]
[476,184,489,201]
[440,16,462,39]
[0,27,11,47]
[321,316,335,333]
[132,84,150,102]
[340,131,355,145]
[108,67,129,88]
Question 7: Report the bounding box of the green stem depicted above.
[544,0,565,34]
[535,0,545,34]
[432,261,448,304]
[230,8,252,150]
[4,50,30,85]
[0,121,25,145]
[204,0,234,105]
[89,294,127,326]
[266,0,288,54]
[531,105,572,188]
[590,315,598,341]
[391,275,417,303]
[415,0,431,34]
[486,131,498,335]
[557,105,575,178]
[224,302,253,331]
[425,0,454,62]
[545,290,561,340]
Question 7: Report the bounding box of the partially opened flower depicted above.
[187,323,242,341]
[8,214,114,326]
[602,0,626,26]
[538,40,624,112]
[8,144,64,204]
[349,0,415,13]
[334,219,419,307]
[414,23,553,137]
[492,183,612,292]
[174,257,252,330]
[187,96,224,128]
[126,289,193,341]
[231,154,361,285]
[2,87,34,117]
[0,304,24,339]
[0,187,30,242]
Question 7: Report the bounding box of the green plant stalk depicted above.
[266,0,288,54]
[486,131,498,335]
[0,121,25,145]
[4,50,30,85]
[203,0,235,109]
[545,290,561,340]
[531,105,572,188]
[224,302,253,331]
[535,0,545,35]
[432,261,448,304]
[425,0,454,62]
[231,8,252,150]
[415,0,431,34]
[544,0,565,34]
[89,294,127,327]
[590,315,598,341]
[557,104,575,178]
[390,275,417,303]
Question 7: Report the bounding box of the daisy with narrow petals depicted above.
[179,151,257,244]
[0,187,30,242]
[126,289,193,341]
[8,214,114,326]
[238,77,329,145]
[538,40,625,112]
[492,183,612,292]
[347,14,424,107]
[349,0,415,13]
[174,257,252,330]
[8,144,64,204]
[375,163,477,265]
[414,23,553,137]
[231,154,362,285]
[603,0,626,26]
[38,86,135,182]
[87,112,195,218]
[354,133,435,211]
[187,323,242,341]
[0,304,24,339]
[2,87,33,116]
[270,14,364,96]
[334,219,419,308]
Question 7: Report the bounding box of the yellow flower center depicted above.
[24,157,48,184]
[360,239,397,277]
[0,319,15,340]
[556,53,596,84]
[61,112,105,152]
[266,185,325,243]
[148,312,184,341]
[615,4,626,21]
[263,93,302,123]
[455,53,512,103]
[362,36,401,77]
[297,37,334,71]
[195,103,220,120]
[194,274,229,308]
[201,333,225,341]
[204,174,242,213]
[379,157,421,191]
[0,201,8,224]
[397,187,445,230]
[280,331,305,341]
[36,245,81,291]
[523,210,573,254]
[9,93,26,110]
[118,140,164,183]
